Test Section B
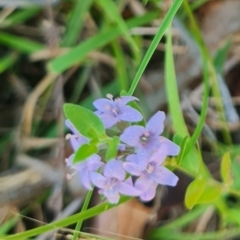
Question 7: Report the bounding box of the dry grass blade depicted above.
[21,137,60,150]
[30,48,69,61]
[0,7,15,23]
[21,72,57,136]
[195,206,215,233]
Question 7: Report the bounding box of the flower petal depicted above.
[93,98,113,112]
[98,113,119,128]
[126,154,138,163]
[104,191,120,204]
[117,96,139,105]
[77,135,89,146]
[126,153,147,171]
[146,111,165,136]
[75,160,87,172]
[149,146,168,165]
[159,137,180,156]
[90,172,107,188]
[123,162,142,176]
[118,144,126,151]
[151,166,178,186]
[69,137,80,151]
[66,154,74,167]
[80,170,92,190]
[86,154,103,171]
[119,106,143,123]
[120,125,145,147]
[139,182,158,202]
[135,175,154,192]
[65,119,79,135]
[119,181,141,196]
[94,110,102,116]
[104,160,126,181]
[124,176,134,185]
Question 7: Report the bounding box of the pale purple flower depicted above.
[66,154,103,190]
[120,111,180,155]
[90,159,141,204]
[93,94,143,129]
[139,181,158,202]
[123,146,178,201]
[65,119,89,151]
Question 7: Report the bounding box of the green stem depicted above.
[4,196,131,240]
[72,190,93,240]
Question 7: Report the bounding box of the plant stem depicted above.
[72,190,93,240]
[4,196,131,240]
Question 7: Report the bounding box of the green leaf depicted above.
[63,103,106,139]
[105,136,120,161]
[220,152,233,186]
[226,208,240,226]
[185,178,222,209]
[185,178,205,209]
[73,143,98,164]
[229,160,240,191]
[197,182,222,204]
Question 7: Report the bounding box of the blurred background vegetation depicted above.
[1,0,240,239]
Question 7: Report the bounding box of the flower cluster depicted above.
[65,94,180,204]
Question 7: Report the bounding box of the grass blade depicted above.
[61,0,94,47]
[128,0,183,95]
[184,50,209,156]
[165,25,210,177]
[111,40,129,91]
[48,11,159,74]
[96,0,138,53]
[0,32,43,53]
[2,7,40,27]
[165,25,188,136]
[0,52,17,73]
